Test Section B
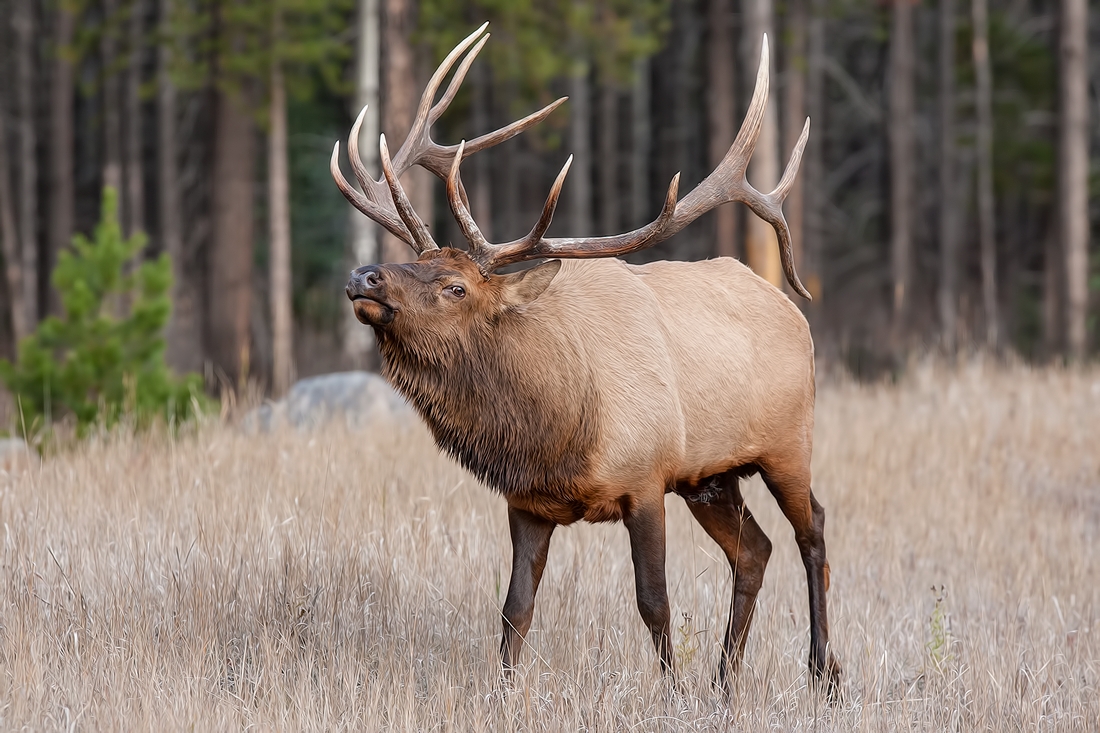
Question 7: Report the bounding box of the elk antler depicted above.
[439,34,812,299]
[330,23,567,254]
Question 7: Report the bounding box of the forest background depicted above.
[0,0,1095,398]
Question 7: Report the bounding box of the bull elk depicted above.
[332,24,840,694]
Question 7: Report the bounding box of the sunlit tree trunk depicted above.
[938,0,958,353]
[381,0,426,263]
[49,2,76,317]
[743,0,781,287]
[1059,0,1089,361]
[784,0,807,296]
[889,0,914,347]
[343,0,380,369]
[269,4,293,396]
[972,0,997,348]
[13,0,37,327]
[208,1,256,386]
[707,0,739,259]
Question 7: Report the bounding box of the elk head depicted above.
[333,24,811,359]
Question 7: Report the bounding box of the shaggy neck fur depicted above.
[375,310,599,499]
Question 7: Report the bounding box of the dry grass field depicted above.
[0,361,1097,731]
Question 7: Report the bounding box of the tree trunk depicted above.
[126,0,146,236]
[343,0,380,368]
[209,90,256,385]
[470,57,493,240]
[269,6,293,396]
[48,2,75,318]
[13,0,37,328]
[784,0,807,296]
[804,0,824,302]
[972,0,997,349]
[381,0,427,263]
[597,79,619,235]
[889,0,914,347]
[569,59,592,237]
[938,0,958,353]
[158,0,202,372]
[743,0,781,287]
[707,0,739,259]
[0,103,27,344]
[102,0,123,194]
[1059,0,1089,361]
[631,56,651,228]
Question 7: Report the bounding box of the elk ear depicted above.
[499,259,562,307]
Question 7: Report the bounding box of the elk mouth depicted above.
[349,294,396,326]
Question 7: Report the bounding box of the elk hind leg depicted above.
[680,469,772,688]
[761,461,841,697]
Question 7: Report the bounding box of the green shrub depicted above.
[0,188,206,438]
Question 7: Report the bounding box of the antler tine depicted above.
[772,117,810,202]
[429,33,490,126]
[379,134,438,254]
[330,142,413,244]
[445,141,490,256]
[347,105,388,204]
[393,23,489,174]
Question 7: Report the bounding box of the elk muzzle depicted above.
[347,265,395,326]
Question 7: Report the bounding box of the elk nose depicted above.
[347,265,382,300]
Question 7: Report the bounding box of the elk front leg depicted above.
[624,497,675,677]
[500,505,555,673]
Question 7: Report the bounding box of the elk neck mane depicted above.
[375,305,600,500]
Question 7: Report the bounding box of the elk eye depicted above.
[446,284,466,299]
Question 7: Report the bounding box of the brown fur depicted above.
[348,246,840,695]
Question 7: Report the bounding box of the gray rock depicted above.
[243,371,416,432]
[0,437,33,470]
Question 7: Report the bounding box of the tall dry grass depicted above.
[0,361,1097,731]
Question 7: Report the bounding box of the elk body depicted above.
[333,25,840,693]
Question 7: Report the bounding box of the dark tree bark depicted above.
[470,57,493,240]
[0,100,27,344]
[158,0,202,372]
[804,0,825,303]
[1058,0,1089,361]
[126,0,146,236]
[569,60,592,237]
[597,80,619,235]
[630,56,651,229]
[889,0,914,347]
[102,0,123,194]
[707,0,739,259]
[13,0,37,327]
[938,0,958,352]
[972,0,997,348]
[48,2,76,317]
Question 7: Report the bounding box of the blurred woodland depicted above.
[0,0,1096,395]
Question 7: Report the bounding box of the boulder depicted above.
[244,371,417,432]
